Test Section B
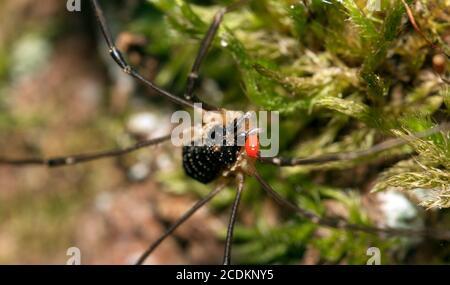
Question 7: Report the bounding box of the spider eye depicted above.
[209,125,225,139]
[245,134,259,158]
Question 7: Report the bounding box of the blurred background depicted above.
[0,0,449,264]
[0,0,226,264]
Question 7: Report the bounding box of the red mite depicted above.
[245,134,259,158]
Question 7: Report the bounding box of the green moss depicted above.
[147,0,449,264]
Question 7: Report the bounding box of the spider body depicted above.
[182,114,246,184]
[182,144,241,183]
[182,128,260,183]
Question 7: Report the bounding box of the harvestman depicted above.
[1,0,450,265]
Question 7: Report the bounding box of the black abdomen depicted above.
[182,144,241,184]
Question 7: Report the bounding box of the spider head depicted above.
[202,112,261,158]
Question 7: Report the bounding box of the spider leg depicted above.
[223,173,244,265]
[253,170,450,240]
[135,182,227,265]
[184,0,250,104]
[0,134,171,167]
[90,0,213,111]
[259,123,449,166]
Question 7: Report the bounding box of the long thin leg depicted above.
[0,134,171,167]
[135,183,227,265]
[252,170,450,240]
[223,173,244,265]
[184,0,250,103]
[90,0,214,111]
[259,123,449,166]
